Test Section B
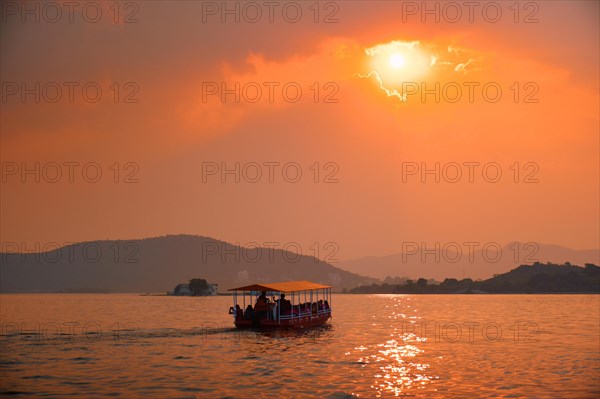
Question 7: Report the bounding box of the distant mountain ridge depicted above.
[337,243,600,281]
[348,262,600,294]
[0,235,377,293]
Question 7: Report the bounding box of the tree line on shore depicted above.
[346,262,600,294]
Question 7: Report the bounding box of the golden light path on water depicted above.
[347,296,439,397]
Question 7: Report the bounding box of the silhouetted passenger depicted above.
[245,304,254,320]
[235,304,243,319]
[255,291,269,320]
[277,293,292,314]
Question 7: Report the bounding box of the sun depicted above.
[389,53,405,69]
[361,39,481,102]
[364,41,431,86]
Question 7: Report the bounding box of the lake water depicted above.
[1,294,598,398]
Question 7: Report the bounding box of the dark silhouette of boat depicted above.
[228,281,332,329]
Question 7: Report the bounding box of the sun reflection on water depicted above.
[348,296,438,397]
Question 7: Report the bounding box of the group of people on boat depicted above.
[230,291,330,321]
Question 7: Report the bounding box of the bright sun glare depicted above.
[389,53,405,69]
[361,40,481,102]
[364,41,431,87]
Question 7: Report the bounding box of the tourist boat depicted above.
[228,280,332,329]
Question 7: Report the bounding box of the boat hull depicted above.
[234,313,331,330]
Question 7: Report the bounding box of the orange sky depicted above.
[1,1,598,260]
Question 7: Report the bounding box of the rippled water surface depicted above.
[1,294,599,398]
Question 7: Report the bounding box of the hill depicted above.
[348,262,600,294]
[338,243,600,280]
[0,235,376,293]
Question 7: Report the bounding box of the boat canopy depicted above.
[228,280,331,293]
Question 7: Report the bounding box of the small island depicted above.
[169,278,218,296]
[347,262,600,294]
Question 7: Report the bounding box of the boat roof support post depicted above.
[292,291,295,320]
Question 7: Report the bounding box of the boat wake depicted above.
[0,323,339,345]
